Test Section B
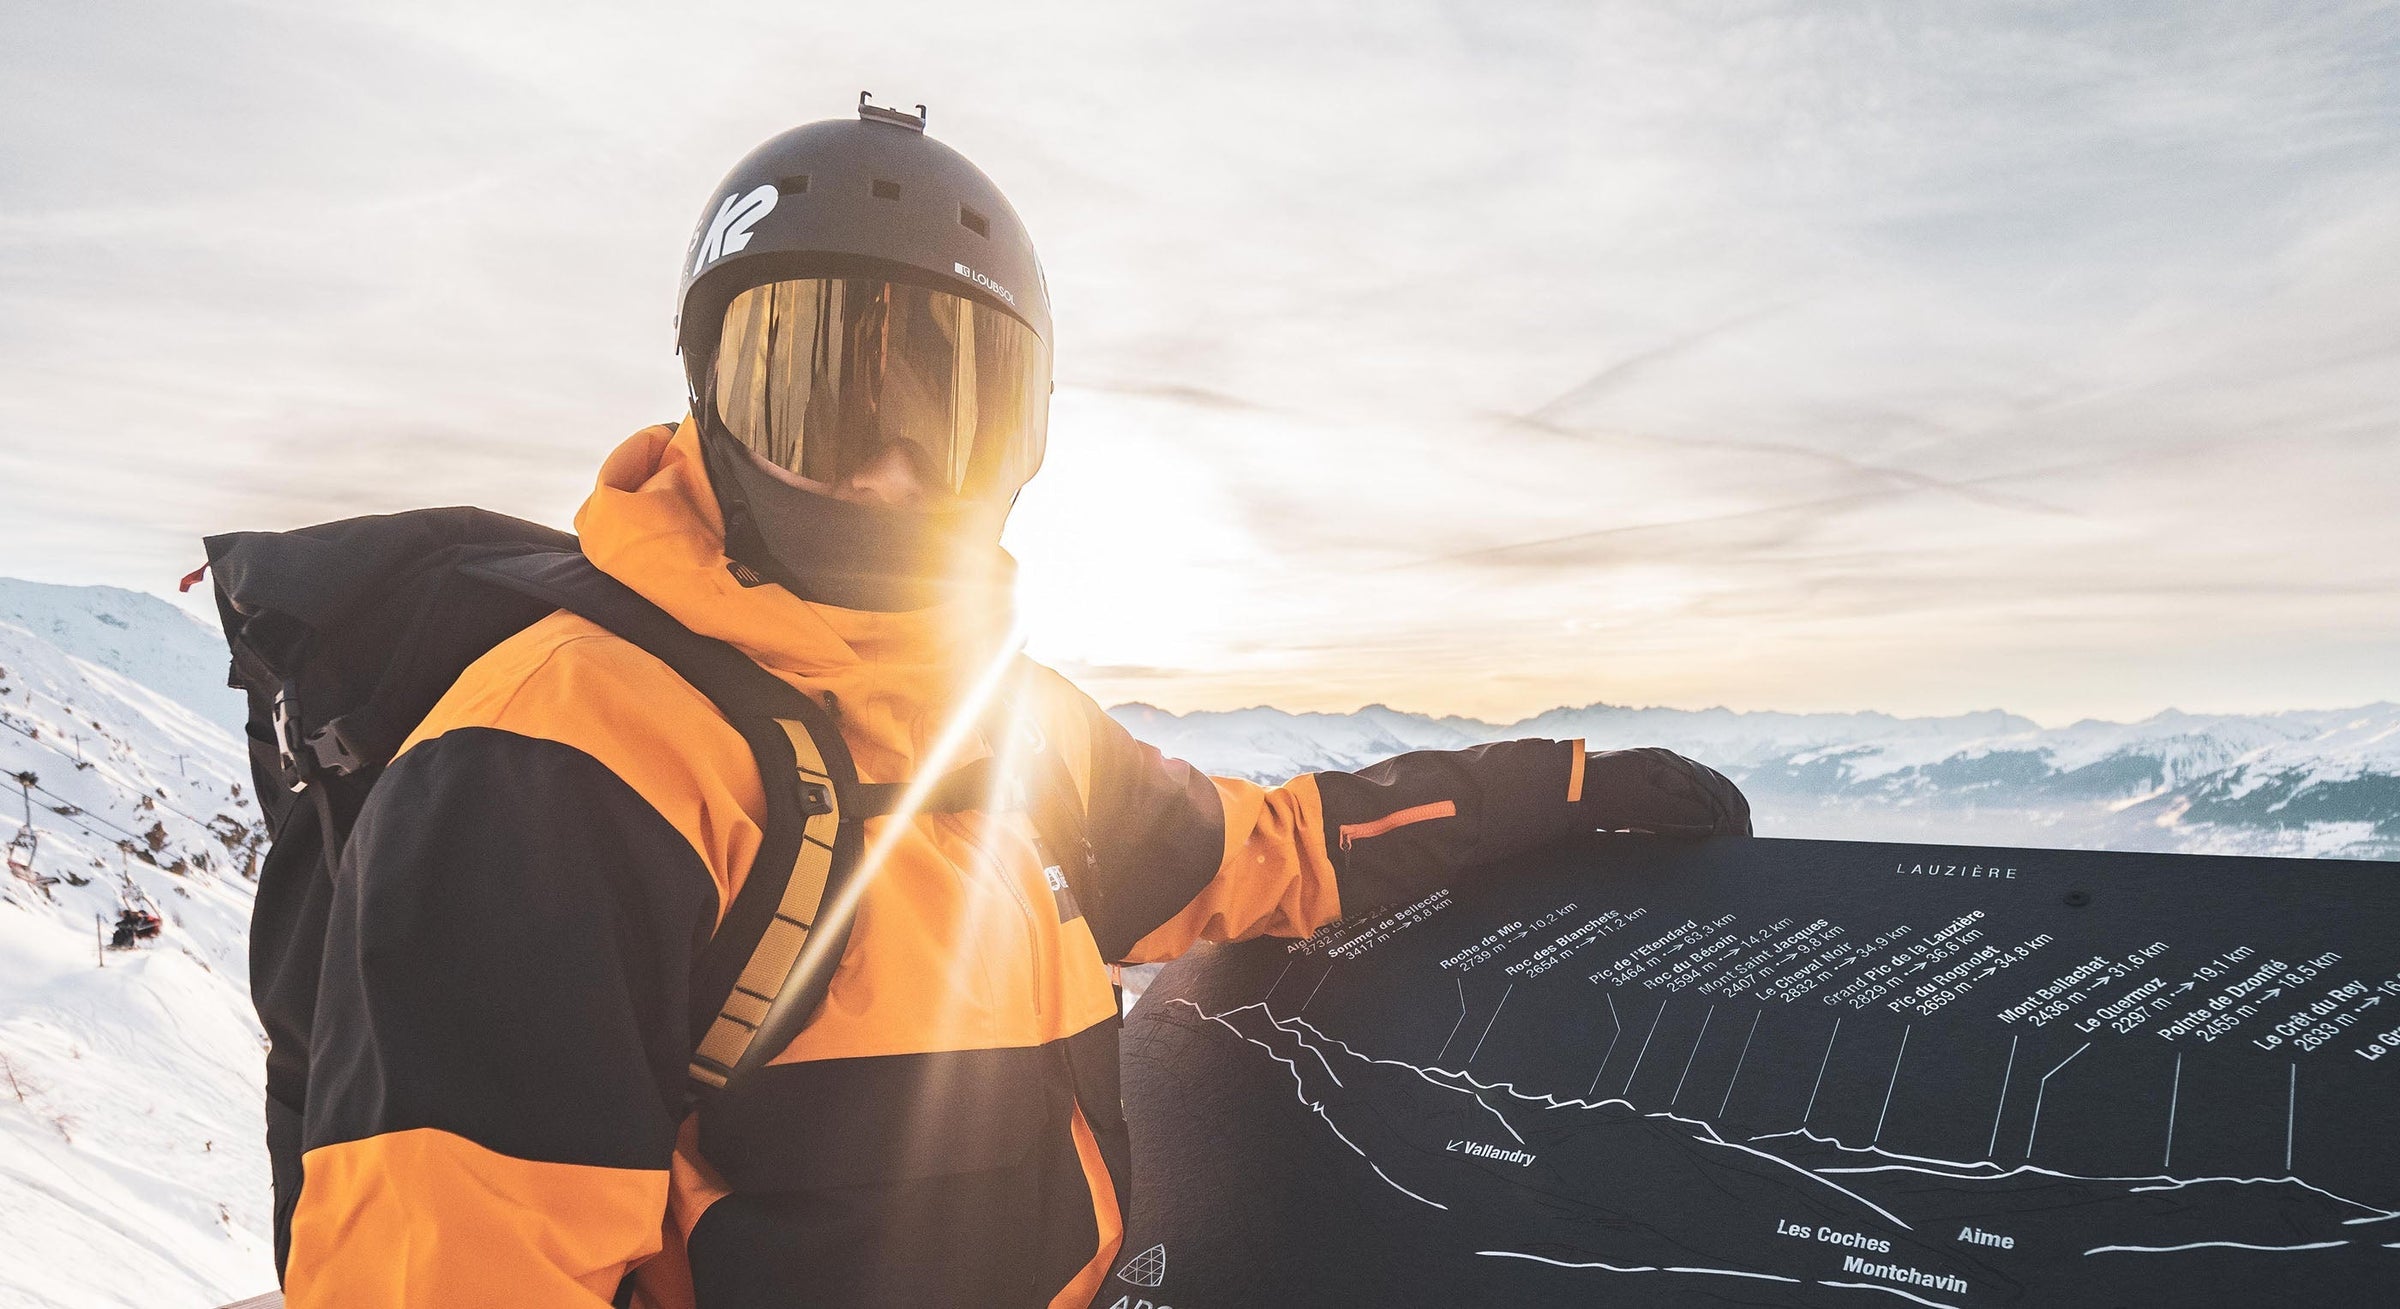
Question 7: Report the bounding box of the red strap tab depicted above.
[177,564,208,593]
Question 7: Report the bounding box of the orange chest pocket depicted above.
[932,811,1116,1037]
[936,812,1066,1022]
[782,806,1115,1065]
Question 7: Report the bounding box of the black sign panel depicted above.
[1105,835,2400,1308]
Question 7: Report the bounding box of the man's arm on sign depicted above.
[1031,671,1747,967]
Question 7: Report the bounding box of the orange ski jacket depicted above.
[282,420,1592,1308]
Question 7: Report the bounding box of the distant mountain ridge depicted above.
[3,574,2390,864]
[0,578,239,733]
[1110,700,2400,862]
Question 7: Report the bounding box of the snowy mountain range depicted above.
[1114,699,2400,861]
[0,576,2392,1307]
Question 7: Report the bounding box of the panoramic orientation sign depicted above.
[1104,835,2400,1308]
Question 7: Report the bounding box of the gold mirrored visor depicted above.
[713,278,1051,503]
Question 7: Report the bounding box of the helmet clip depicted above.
[857,92,927,133]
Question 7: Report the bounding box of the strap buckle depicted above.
[303,717,369,778]
[271,687,368,790]
[271,687,306,792]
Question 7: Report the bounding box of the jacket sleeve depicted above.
[1059,690,1588,966]
[283,727,719,1307]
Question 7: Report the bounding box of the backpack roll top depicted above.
[204,507,580,829]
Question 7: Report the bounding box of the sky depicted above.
[3,1,2397,725]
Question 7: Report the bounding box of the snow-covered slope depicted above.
[0,579,241,736]
[1113,701,2400,861]
[0,595,271,1306]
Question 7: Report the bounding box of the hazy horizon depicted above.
[5,2,2397,724]
[14,568,2399,736]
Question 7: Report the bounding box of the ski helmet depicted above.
[676,95,1053,505]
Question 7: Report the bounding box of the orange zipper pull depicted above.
[1336,800,1458,851]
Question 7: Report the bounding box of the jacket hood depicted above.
[575,418,1017,778]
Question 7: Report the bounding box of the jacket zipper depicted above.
[1338,800,1457,850]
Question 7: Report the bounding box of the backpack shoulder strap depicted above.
[459,552,860,1097]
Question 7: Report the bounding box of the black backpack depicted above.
[202,506,1094,1276]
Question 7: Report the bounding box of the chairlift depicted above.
[5,825,36,878]
[108,881,164,949]
[7,770,49,890]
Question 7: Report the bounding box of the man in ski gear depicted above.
[273,97,1750,1308]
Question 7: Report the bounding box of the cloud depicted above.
[1061,378,1283,414]
[1487,413,2077,517]
[5,0,2398,725]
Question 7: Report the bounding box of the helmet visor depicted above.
[712,278,1051,503]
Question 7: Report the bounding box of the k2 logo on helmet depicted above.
[694,185,778,275]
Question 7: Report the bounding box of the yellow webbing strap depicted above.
[685,677,1094,1090]
[689,719,842,1089]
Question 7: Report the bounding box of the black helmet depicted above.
[676,95,1053,505]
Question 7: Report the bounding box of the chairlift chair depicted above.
[6,826,36,878]
[8,827,59,896]
[9,772,37,875]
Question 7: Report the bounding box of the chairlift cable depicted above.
[0,712,246,833]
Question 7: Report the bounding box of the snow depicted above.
[0,592,271,1307]
[0,579,241,736]
[1110,702,1486,778]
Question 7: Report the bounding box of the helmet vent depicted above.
[776,174,810,195]
[871,179,902,201]
[958,205,989,238]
